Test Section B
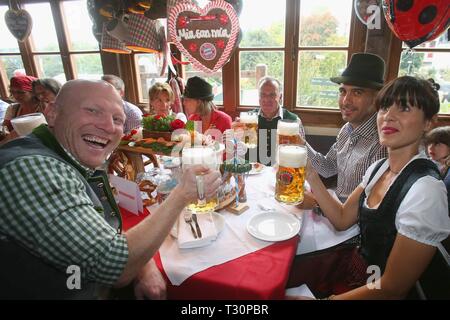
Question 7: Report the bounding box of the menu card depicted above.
[108,174,143,215]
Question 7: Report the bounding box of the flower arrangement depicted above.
[142,114,185,132]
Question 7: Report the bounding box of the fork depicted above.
[184,214,198,239]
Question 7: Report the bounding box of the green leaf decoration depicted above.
[220,162,252,174]
[185,120,195,132]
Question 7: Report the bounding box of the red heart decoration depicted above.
[168,0,239,73]
[4,9,33,42]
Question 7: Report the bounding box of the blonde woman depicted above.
[148,82,187,122]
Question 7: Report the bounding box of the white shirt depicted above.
[361,152,450,247]
[0,99,8,123]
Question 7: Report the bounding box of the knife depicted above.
[192,214,202,238]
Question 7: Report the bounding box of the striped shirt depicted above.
[123,100,143,134]
[307,113,387,200]
[0,149,128,286]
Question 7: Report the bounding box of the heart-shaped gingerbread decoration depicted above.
[4,9,33,42]
[168,0,239,73]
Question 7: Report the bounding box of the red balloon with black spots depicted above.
[382,0,449,48]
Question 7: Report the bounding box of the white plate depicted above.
[170,212,225,238]
[247,212,300,242]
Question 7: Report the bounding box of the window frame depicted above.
[0,0,103,97]
[1,0,448,127]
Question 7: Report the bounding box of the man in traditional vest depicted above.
[0,79,221,299]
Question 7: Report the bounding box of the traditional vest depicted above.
[0,125,122,299]
[358,158,441,272]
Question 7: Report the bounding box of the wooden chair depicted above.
[414,243,450,300]
[108,149,159,181]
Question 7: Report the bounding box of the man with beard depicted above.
[301,53,388,203]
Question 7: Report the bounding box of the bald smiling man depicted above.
[0,80,222,299]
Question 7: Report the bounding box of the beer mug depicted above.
[277,119,301,145]
[239,112,258,149]
[182,146,219,214]
[275,145,307,205]
[11,112,47,136]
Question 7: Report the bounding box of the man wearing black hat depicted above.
[183,76,232,134]
[301,53,388,204]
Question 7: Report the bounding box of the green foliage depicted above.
[185,120,195,132]
[221,162,252,174]
[142,114,176,131]
[2,57,23,79]
[299,11,342,46]
[141,142,174,155]
[75,54,102,75]
[239,9,345,108]
[399,52,425,76]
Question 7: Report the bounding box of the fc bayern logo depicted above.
[199,42,217,61]
[277,170,293,185]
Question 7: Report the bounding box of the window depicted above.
[135,53,168,102]
[0,0,102,98]
[0,5,23,96]
[238,0,286,106]
[228,0,358,115]
[398,33,450,114]
[297,0,353,109]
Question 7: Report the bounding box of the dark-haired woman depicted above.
[32,78,62,117]
[182,76,232,135]
[425,125,450,205]
[291,76,450,300]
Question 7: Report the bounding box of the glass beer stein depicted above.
[182,146,219,214]
[277,119,301,145]
[239,112,258,149]
[275,145,307,205]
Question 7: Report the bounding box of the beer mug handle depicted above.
[196,175,206,205]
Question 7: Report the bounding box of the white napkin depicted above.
[285,284,316,299]
[177,213,218,249]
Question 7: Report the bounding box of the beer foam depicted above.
[182,147,216,167]
[277,121,299,136]
[240,113,258,124]
[12,114,42,123]
[11,113,47,136]
[278,145,307,168]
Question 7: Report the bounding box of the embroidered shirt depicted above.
[307,113,387,200]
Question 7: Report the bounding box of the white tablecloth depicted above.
[159,166,303,286]
[158,165,359,285]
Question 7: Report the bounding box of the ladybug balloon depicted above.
[382,0,449,48]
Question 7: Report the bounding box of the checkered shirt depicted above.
[307,113,387,200]
[0,150,129,286]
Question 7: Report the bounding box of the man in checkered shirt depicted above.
[102,74,143,134]
[303,53,388,203]
[0,80,221,299]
